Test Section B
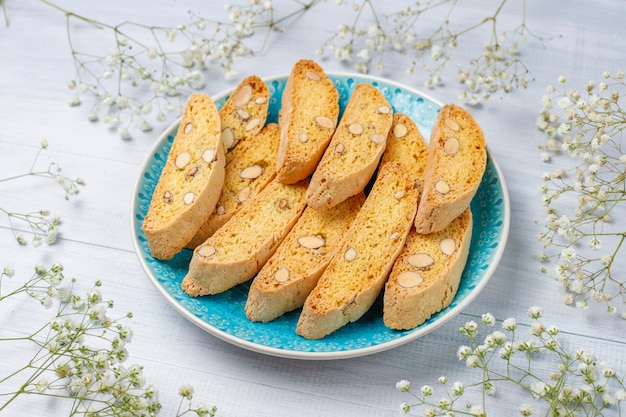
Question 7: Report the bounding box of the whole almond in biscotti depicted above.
[296,162,418,340]
[413,104,486,234]
[306,83,393,210]
[142,93,226,260]
[384,207,473,330]
[181,178,308,296]
[186,123,281,249]
[219,75,270,164]
[245,193,365,323]
[275,59,339,184]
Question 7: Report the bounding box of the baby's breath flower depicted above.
[518,403,534,416]
[397,309,626,416]
[396,380,411,392]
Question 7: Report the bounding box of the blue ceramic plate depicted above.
[131,73,510,360]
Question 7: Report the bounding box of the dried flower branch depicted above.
[319,0,539,105]
[15,0,539,138]
[0,141,84,246]
[398,308,626,416]
[0,263,216,416]
[537,71,626,318]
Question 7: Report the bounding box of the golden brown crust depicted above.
[142,93,225,260]
[245,193,365,323]
[306,83,393,209]
[186,123,281,249]
[381,113,430,192]
[181,178,308,296]
[414,104,486,234]
[384,208,473,330]
[296,162,418,340]
[276,59,339,184]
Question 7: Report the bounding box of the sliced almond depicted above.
[238,186,251,203]
[254,96,268,105]
[397,271,424,288]
[275,198,288,210]
[348,122,364,135]
[186,165,200,178]
[334,143,345,154]
[393,123,408,138]
[389,231,400,240]
[298,235,326,249]
[274,267,290,283]
[378,105,391,114]
[298,132,309,143]
[235,108,250,120]
[370,134,386,145]
[245,117,262,132]
[407,253,434,269]
[444,118,460,131]
[175,151,192,169]
[344,247,357,261]
[184,122,193,134]
[163,190,173,204]
[394,190,405,200]
[231,84,253,107]
[198,245,216,258]
[435,180,450,194]
[221,128,235,150]
[240,165,263,179]
[440,238,456,256]
[305,70,322,81]
[315,116,335,129]
[183,192,195,205]
[443,137,460,155]
[202,148,216,163]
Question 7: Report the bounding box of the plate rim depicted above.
[130,72,511,360]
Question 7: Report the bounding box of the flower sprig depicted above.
[0,263,215,416]
[398,308,626,416]
[537,71,626,317]
[40,0,318,139]
[20,0,539,138]
[0,140,84,246]
[319,0,538,105]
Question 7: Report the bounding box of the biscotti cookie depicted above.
[381,113,429,190]
[413,104,486,234]
[220,75,270,163]
[245,193,365,323]
[142,93,225,260]
[186,123,281,249]
[181,178,308,296]
[383,207,472,330]
[306,83,393,210]
[296,162,418,340]
[276,59,339,184]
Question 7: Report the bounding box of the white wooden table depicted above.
[1,1,625,416]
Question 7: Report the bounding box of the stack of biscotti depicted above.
[142,93,226,260]
[186,123,281,248]
[182,178,308,296]
[381,106,481,331]
[219,75,270,162]
[296,162,418,340]
[245,193,365,323]
[276,59,339,184]
[413,104,486,234]
[306,83,393,209]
